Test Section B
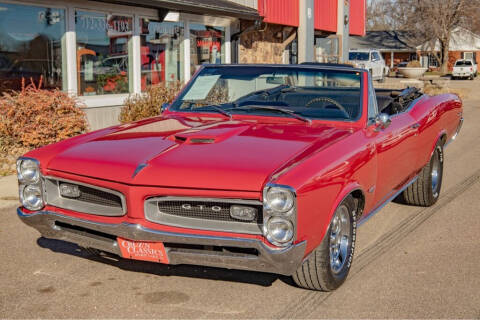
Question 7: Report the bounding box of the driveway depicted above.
[1,78,479,319]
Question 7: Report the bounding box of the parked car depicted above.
[452,59,477,80]
[348,49,389,81]
[17,64,463,291]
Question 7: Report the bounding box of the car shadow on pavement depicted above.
[37,237,290,287]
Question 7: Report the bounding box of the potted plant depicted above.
[397,60,428,79]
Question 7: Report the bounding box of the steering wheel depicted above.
[305,97,350,119]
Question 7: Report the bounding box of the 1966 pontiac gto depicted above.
[17,64,463,291]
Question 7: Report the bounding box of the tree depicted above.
[367,0,412,31]
[367,0,480,74]
[408,0,479,74]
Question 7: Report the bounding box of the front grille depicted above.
[158,201,263,224]
[75,185,122,208]
[44,178,126,216]
[145,197,263,234]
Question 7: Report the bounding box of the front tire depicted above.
[292,196,357,291]
[402,142,444,206]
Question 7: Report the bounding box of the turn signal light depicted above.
[230,205,257,221]
[59,183,81,198]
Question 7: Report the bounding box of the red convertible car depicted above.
[17,64,463,291]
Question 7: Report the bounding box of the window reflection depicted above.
[0,3,65,94]
[190,24,224,76]
[76,11,132,95]
[140,18,184,91]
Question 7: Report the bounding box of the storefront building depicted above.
[0,0,365,129]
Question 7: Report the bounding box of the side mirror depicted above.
[375,113,391,131]
[161,103,170,113]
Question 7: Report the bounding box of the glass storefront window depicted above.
[76,11,132,96]
[0,3,65,94]
[190,24,224,76]
[140,18,184,91]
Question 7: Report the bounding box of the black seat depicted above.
[377,95,393,113]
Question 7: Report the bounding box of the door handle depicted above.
[411,123,420,129]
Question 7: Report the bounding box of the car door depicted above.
[364,77,419,205]
[372,112,419,204]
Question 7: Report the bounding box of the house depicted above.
[350,27,480,72]
[349,31,418,68]
[417,27,480,70]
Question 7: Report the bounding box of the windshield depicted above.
[349,52,369,61]
[455,60,472,66]
[170,66,363,121]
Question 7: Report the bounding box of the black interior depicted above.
[234,87,362,120]
[375,87,423,116]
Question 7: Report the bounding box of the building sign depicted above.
[77,13,132,37]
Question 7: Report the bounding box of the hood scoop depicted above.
[172,135,216,144]
[169,124,251,145]
[189,138,216,144]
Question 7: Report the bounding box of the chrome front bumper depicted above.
[17,208,306,276]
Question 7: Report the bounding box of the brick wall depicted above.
[382,52,413,68]
[425,51,480,71]
[448,51,462,70]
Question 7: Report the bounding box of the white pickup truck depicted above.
[348,49,389,82]
[452,59,477,80]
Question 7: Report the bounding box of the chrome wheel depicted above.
[329,205,351,274]
[431,149,441,195]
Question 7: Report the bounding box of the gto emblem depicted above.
[181,204,222,212]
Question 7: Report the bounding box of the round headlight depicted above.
[264,217,294,245]
[21,185,44,211]
[266,187,294,213]
[17,159,40,184]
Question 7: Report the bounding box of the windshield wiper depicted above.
[228,105,311,124]
[182,101,233,120]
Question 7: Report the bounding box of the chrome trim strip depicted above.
[144,196,263,235]
[451,117,464,141]
[17,208,306,276]
[358,175,418,227]
[445,117,463,148]
[44,176,127,216]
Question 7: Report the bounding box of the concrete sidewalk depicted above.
[0,175,18,209]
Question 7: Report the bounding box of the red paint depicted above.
[24,70,463,259]
[314,0,337,32]
[349,0,366,36]
[258,0,299,27]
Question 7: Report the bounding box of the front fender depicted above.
[318,183,364,244]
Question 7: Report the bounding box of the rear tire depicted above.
[402,141,443,207]
[292,196,357,291]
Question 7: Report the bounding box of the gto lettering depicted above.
[181,204,222,212]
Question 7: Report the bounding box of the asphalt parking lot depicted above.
[1,78,479,319]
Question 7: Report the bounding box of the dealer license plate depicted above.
[117,237,169,264]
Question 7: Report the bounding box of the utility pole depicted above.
[337,0,350,62]
[298,0,315,63]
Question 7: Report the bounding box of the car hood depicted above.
[46,116,353,191]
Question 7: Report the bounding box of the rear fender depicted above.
[429,130,447,159]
